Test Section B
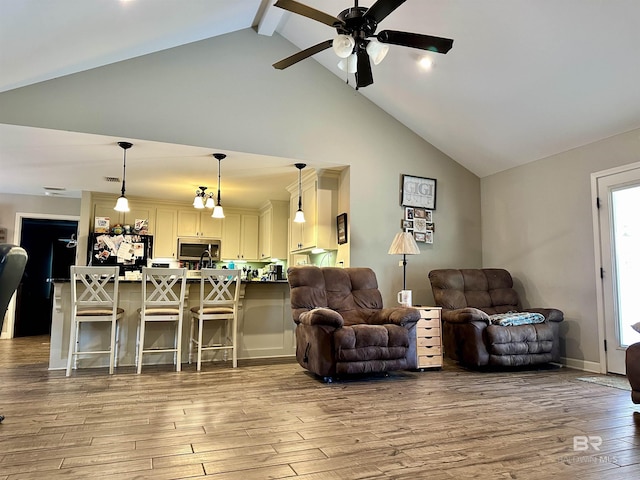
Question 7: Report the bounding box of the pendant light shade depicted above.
[211,153,226,219]
[294,163,306,223]
[114,141,133,212]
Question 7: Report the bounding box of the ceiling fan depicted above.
[272,0,454,89]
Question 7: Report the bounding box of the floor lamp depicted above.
[388,231,421,291]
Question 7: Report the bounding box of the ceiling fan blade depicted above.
[355,48,373,89]
[273,39,333,70]
[274,0,345,28]
[377,30,454,54]
[364,0,408,24]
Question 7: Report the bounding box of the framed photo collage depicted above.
[402,206,434,244]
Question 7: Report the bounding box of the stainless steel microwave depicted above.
[177,238,221,261]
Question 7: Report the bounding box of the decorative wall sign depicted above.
[401,175,437,210]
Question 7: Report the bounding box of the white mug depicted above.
[397,290,412,307]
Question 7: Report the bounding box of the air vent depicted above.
[43,186,67,196]
[104,176,121,183]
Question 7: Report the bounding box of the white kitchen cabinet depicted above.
[123,206,155,234]
[91,196,154,234]
[259,200,289,260]
[176,209,222,238]
[221,212,259,261]
[154,208,178,258]
[288,170,338,254]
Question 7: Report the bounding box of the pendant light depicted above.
[114,141,133,212]
[211,153,226,219]
[293,163,306,223]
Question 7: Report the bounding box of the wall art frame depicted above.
[401,175,437,210]
[337,213,348,245]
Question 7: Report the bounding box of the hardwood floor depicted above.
[1,335,639,479]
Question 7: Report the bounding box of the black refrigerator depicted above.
[88,233,153,275]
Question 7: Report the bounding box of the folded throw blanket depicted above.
[488,311,545,326]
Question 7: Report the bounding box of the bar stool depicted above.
[136,267,187,373]
[66,266,124,376]
[189,268,241,371]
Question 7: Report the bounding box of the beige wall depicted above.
[482,128,640,369]
[0,28,482,307]
[0,193,80,245]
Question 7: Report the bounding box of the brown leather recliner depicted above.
[429,268,564,368]
[626,343,640,404]
[288,266,420,382]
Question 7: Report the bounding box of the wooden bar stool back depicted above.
[189,268,241,371]
[136,267,187,373]
[66,266,124,376]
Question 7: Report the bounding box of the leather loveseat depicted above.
[429,268,564,368]
[288,265,420,382]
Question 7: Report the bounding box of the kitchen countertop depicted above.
[49,277,289,284]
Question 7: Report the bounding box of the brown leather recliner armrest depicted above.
[442,307,490,324]
[298,307,344,328]
[524,308,564,322]
[370,307,420,326]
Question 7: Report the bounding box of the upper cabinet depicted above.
[288,170,339,254]
[154,208,178,258]
[259,200,289,260]
[91,195,156,234]
[221,211,259,261]
[88,194,288,263]
[177,209,222,238]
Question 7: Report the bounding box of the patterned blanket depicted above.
[488,311,545,326]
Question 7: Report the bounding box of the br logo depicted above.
[573,435,602,451]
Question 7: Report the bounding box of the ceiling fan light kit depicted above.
[273,0,453,89]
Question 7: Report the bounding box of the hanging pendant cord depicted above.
[121,148,127,196]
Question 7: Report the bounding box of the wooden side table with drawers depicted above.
[413,306,443,370]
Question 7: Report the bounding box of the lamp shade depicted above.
[212,204,225,219]
[337,53,358,73]
[388,232,420,255]
[366,39,389,65]
[193,195,205,209]
[332,34,355,58]
[293,209,305,223]
[114,195,130,213]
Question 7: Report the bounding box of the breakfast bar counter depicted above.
[48,278,294,370]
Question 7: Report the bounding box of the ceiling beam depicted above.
[257,1,284,36]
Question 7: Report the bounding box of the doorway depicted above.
[593,163,640,374]
[15,218,78,337]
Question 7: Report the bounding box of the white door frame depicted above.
[1,212,80,339]
[591,161,640,374]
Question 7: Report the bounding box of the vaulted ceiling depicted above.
[1,0,639,203]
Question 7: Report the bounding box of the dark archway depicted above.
[16,218,77,337]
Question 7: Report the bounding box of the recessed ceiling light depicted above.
[418,56,434,71]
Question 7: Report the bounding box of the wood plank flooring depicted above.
[1,335,639,479]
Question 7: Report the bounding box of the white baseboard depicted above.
[561,356,603,373]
